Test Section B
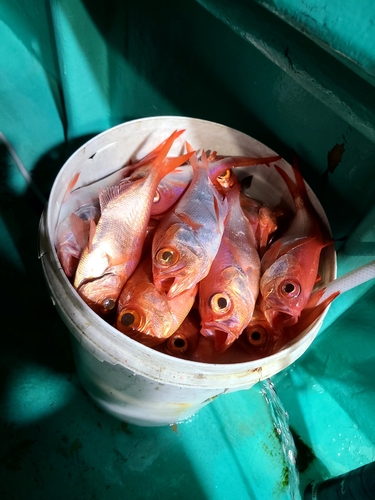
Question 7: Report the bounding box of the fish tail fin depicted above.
[279,152,334,245]
[274,164,299,201]
[185,141,195,154]
[133,129,186,169]
[290,151,311,202]
[185,142,200,171]
[274,156,315,216]
[152,131,195,181]
[232,155,281,168]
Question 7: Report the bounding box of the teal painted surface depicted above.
[1,0,375,498]
[254,0,375,85]
[196,0,375,143]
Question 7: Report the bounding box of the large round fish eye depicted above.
[119,309,141,329]
[166,333,189,354]
[216,169,234,189]
[102,298,116,312]
[156,247,179,266]
[245,325,267,346]
[279,280,301,299]
[218,169,232,181]
[210,293,231,314]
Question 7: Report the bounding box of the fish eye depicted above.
[156,247,179,266]
[210,293,231,314]
[102,298,116,311]
[166,333,189,354]
[245,326,267,346]
[218,169,232,181]
[279,280,301,298]
[153,189,160,203]
[119,309,141,329]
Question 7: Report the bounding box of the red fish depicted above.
[158,309,201,359]
[237,305,285,359]
[190,333,252,364]
[198,176,260,351]
[150,153,281,217]
[57,204,100,277]
[74,130,194,314]
[116,257,197,346]
[259,154,332,330]
[240,193,279,256]
[152,148,228,299]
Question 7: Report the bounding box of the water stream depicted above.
[261,378,302,500]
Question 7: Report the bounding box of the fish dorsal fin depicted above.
[88,219,97,252]
[185,141,194,154]
[261,238,283,271]
[274,164,299,203]
[175,210,203,231]
[201,150,208,165]
[280,235,318,256]
[70,213,88,249]
[261,236,317,273]
[207,150,218,161]
[98,181,131,211]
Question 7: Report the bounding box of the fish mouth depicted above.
[263,307,298,330]
[76,272,122,314]
[201,325,237,352]
[154,273,195,299]
[153,276,175,294]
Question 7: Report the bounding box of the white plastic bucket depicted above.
[39,116,336,426]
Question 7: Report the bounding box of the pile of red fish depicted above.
[56,130,338,363]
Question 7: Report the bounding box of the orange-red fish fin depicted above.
[258,207,278,256]
[185,141,194,154]
[63,172,80,202]
[213,195,221,221]
[70,213,88,250]
[264,236,319,265]
[175,210,203,231]
[165,151,195,172]
[233,155,282,168]
[153,130,183,168]
[285,290,340,338]
[290,151,310,202]
[98,181,131,211]
[274,164,299,202]
[149,132,195,180]
[132,129,186,169]
[261,238,283,270]
[207,150,218,161]
[315,273,322,285]
[88,219,97,252]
